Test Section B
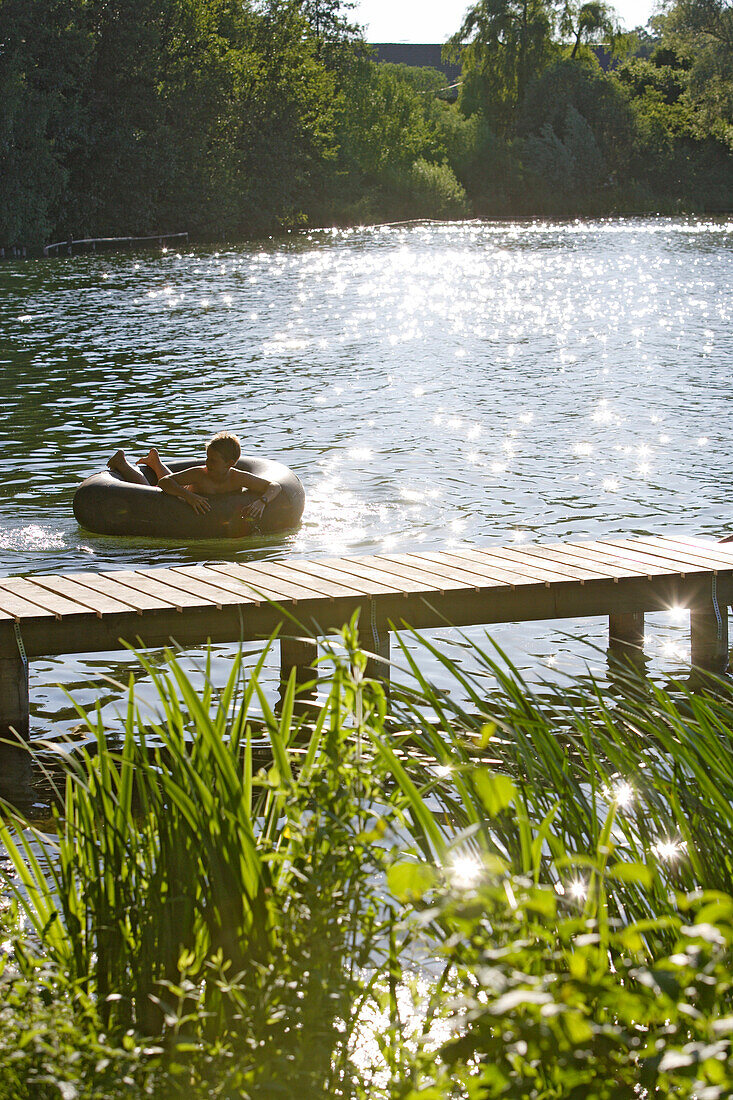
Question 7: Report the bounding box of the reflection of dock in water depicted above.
[1,536,731,744]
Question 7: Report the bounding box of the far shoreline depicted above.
[3,208,732,262]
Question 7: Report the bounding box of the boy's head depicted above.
[206,432,241,478]
[207,431,241,466]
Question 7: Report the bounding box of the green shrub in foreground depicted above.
[384,873,733,1099]
[0,922,149,1100]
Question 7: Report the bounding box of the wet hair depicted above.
[207,431,241,465]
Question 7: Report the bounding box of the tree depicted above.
[661,0,733,137]
[0,0,90,247]
[0,0,341,244]
[297,0,362,67]
[517,56,637,195]
[562,0,620,58]
[446,0,562,136]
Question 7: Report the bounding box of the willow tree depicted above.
[562,0,620,58]
[446,0,563,135]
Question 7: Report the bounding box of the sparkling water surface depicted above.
[1,216,732,744]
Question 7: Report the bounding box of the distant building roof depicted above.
[369,43,461,84]
[370,42,617,79]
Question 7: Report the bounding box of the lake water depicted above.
[1,216,732,746]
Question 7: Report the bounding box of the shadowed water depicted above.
[1,216,732,747]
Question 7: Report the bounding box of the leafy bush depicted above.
[376,158,470,221]
[0,913,151,1100]
[385,874,733,1098]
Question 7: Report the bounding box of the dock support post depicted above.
[364,625,390,683]
[0,654,29,742]
[690,601,728,673]
[280,636,319,688]
[609,612,645,655]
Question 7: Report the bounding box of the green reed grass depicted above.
[3,616,733,1097]
[383,629,733,934]
[0,618,409,1093]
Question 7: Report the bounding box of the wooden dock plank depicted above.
[246,560,364,600]
[201,564,314,603]
[167,565,272,603]
[318,557,429,595]
[488,544,629,582]
[207,562,330,603]
[635,536,733,571]
[644,535,733,563]
[101,571,210,611]
[28,575,134,617]
[135,568,241,609]
[369,555,475,593]
[286,559,404,598]
[433,547,581,589]
[588,540,684,576]
[597,540,713,575]
[61,572,173,613]
[438,547,576,587]
[176,565,276,599]
[535,542,655,579]
[607,537,726,569]
[424,549,549,588]
[0,587,63,621]
[396,552,498,589]
[0,578,91,619]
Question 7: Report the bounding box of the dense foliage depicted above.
[5,623,733,1094]
[0,0,731,248]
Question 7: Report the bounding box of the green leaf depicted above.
[479,722,496,748]
[473,771,515,817]
[387,861,437,902]
[609,861,653,889]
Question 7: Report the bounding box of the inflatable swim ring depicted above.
[73,457,305,539]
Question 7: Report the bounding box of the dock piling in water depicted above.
[609,610,645,655]
[0,654,29,742]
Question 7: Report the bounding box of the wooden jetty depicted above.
[1,535,732,741]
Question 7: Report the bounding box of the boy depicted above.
[107,432,281,520]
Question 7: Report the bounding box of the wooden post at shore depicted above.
[280,629,391,688]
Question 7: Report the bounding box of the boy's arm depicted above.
[230,470,282,520]
[157,468,211,514]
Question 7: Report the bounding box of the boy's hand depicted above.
[187,492,211,514]
[243,498,267,521]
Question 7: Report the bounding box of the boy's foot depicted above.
[107,449,127,474]
[137,448,160,468]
